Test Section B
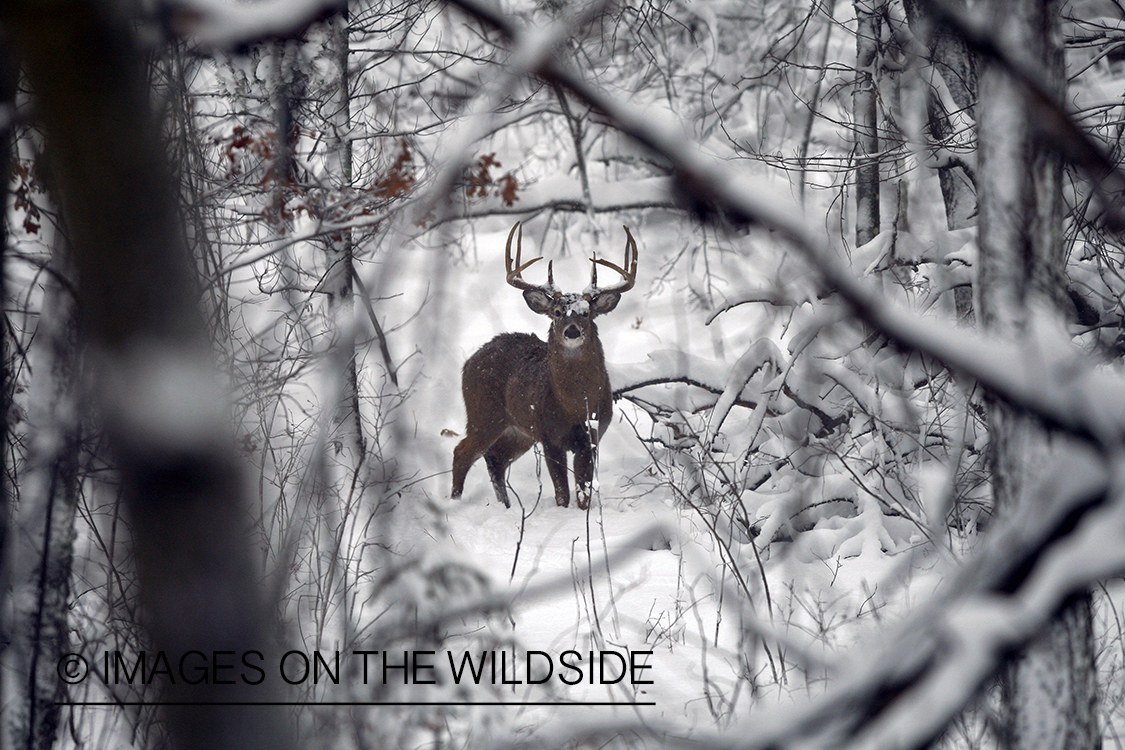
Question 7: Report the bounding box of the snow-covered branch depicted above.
[610,350,776,415]
[442,176,678,221]
[161,0,347,51]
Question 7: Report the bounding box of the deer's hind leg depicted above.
[452,421,504,500]
[483,428,534,509]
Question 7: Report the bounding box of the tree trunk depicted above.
[0,36,15,747]
[976,0,1100,747]
[324,10,367,484]
[798,0,837,203]
[901,0,977,320]
[854,0,881,247]
[313,12,367,662]
[3,4,295,749]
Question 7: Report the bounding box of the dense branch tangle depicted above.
[428,0,1125,748]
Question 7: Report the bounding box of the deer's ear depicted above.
[589,291,621,316]
[523,289,555,315]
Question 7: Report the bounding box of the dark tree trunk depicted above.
[976,0,1101,747]
[902,0,978,320]
[1,4,295,749]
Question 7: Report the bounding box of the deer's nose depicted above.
[564,325,582,340]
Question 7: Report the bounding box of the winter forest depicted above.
[4,0,1125,748]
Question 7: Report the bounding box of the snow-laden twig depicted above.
[611,350,740,398]
[705,289,799,323]
[445,175,677,220]
[705,339,783,443]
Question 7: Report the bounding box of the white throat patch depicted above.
[561,334,586,350]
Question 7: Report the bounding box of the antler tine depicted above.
[589,225,639,294]
[504,222,549,292]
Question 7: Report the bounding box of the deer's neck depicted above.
[547,336,608,420]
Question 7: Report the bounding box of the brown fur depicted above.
[451,307,615,509]
[451,222,636,510]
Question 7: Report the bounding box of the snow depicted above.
[384,489,913,735]
[558,294,590,316]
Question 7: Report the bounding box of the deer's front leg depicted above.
[543,442,570,507]
[573,434,595,511]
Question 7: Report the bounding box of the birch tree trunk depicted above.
[976,0,1100,747]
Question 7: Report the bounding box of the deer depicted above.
[451,222,638,510]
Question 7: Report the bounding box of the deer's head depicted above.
[504,222,637,352]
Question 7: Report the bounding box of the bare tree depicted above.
[2,3,295,749]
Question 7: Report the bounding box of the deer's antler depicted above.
[589,226,638,294]
[505,222,557,293]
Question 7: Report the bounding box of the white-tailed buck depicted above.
[451,222,638,509]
